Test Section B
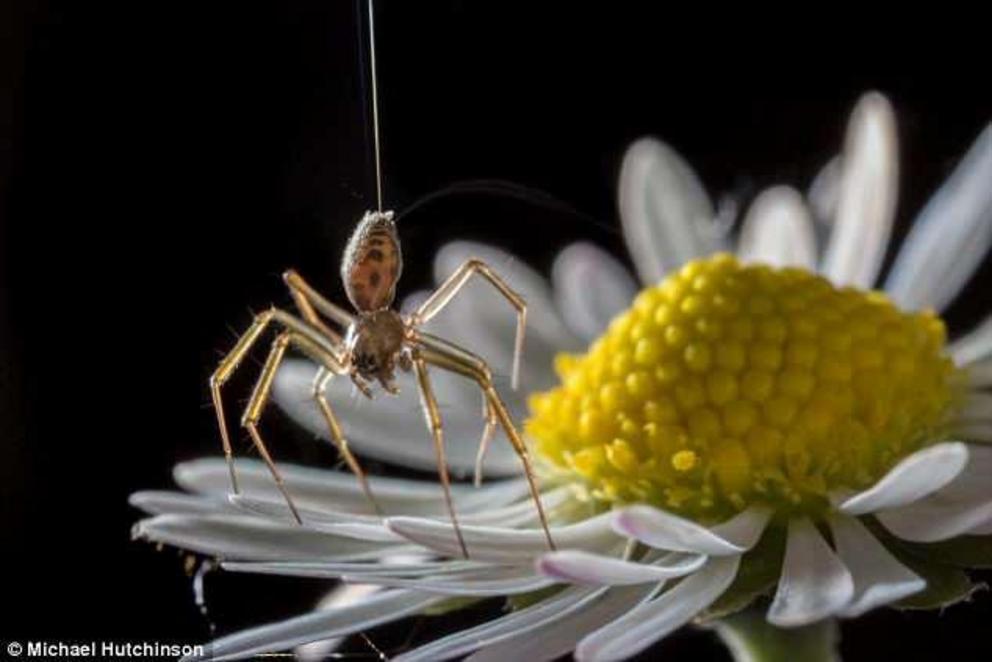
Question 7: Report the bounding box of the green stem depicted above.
[712,610,840,662]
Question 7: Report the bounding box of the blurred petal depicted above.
[807,155,841,233]
[468,585,653,662]
[829,514,925,617]
[551,242,637,341]
[429,241,582,388]
[950,315,992,366]
[272,359,526,477]
[618,137,717,284]
[967,357,992,389]
[613,504,771,556]
[885,124,992,311]
[821,92,898,288]
[767,517,854,627]
[575,556,740,661]
[386,512,619,562]
[295,584,381,662]
[961,392,992,421]
[835,442,969,515]
[181,589,440,662]
[957,422,992,442]
[395,586,605,662]
[738,186,818,269]
[536,549,706,585]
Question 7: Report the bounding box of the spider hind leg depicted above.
[413,331,556,551]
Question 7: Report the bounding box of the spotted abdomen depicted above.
[341,210,403,312]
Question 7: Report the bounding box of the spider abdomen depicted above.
[341,210,402,312]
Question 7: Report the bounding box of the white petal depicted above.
[295,584,381,662]
[575,556,741,662]
[551,242,637,341]
[821,92,898,288]
[272,359,526,478]
[835,442,969,515]
[223,558,485,579]
[738,186,818,269]
[829,514,925,617]
[536,549,706,585]
[940,443,992,498]
[128,490,233,516]
[967,357,992,389]
[229,494,376,525]
[395,586,605,662]
[386,512,619,562]
[885,124,992,311]
[351,567,555,596]
[174,455,529,514]
[807,156,842,231]
[877,447,992,542]
[467,585,653,662]
[132,513,409,562]
[950,315,992,366]
[879,499,992,543]
[767,517,855,627]
[710,504,775,550]
[181,589,440,662]
[618,137,717,284]
[460,486,574,527]
[228,489,563,542]
[613,504,771,556]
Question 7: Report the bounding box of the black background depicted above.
[2,2,992,660]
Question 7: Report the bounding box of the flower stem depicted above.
[712,610,840,662]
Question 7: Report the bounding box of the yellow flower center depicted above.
[527,254,962,520]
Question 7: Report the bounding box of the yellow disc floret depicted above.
[527,254,962,520]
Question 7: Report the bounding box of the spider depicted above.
[209,209,555,557]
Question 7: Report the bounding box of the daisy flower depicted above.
[132,91,992,661]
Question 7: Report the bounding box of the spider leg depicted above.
[415,331,556,551]
[474,399,497,488]
[312,368,382,515]
[211,308,341,500]
[410,258,527,390]
[411,353,470,559]
[283,269,355,333]
[240,331,301,523]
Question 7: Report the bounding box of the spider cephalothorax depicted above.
[346,309,410,394]
[209,209,554,557]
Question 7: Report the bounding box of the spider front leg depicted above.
[415,332,556,551]
[283,268,355,336]
[411,258,527,390]
[210,308,343,520]
[411,353,470,559]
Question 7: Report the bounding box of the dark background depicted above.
[2,2,991,660]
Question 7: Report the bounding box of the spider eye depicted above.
[358,353,377,371]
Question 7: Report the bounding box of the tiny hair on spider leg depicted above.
[209,208,556,555]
